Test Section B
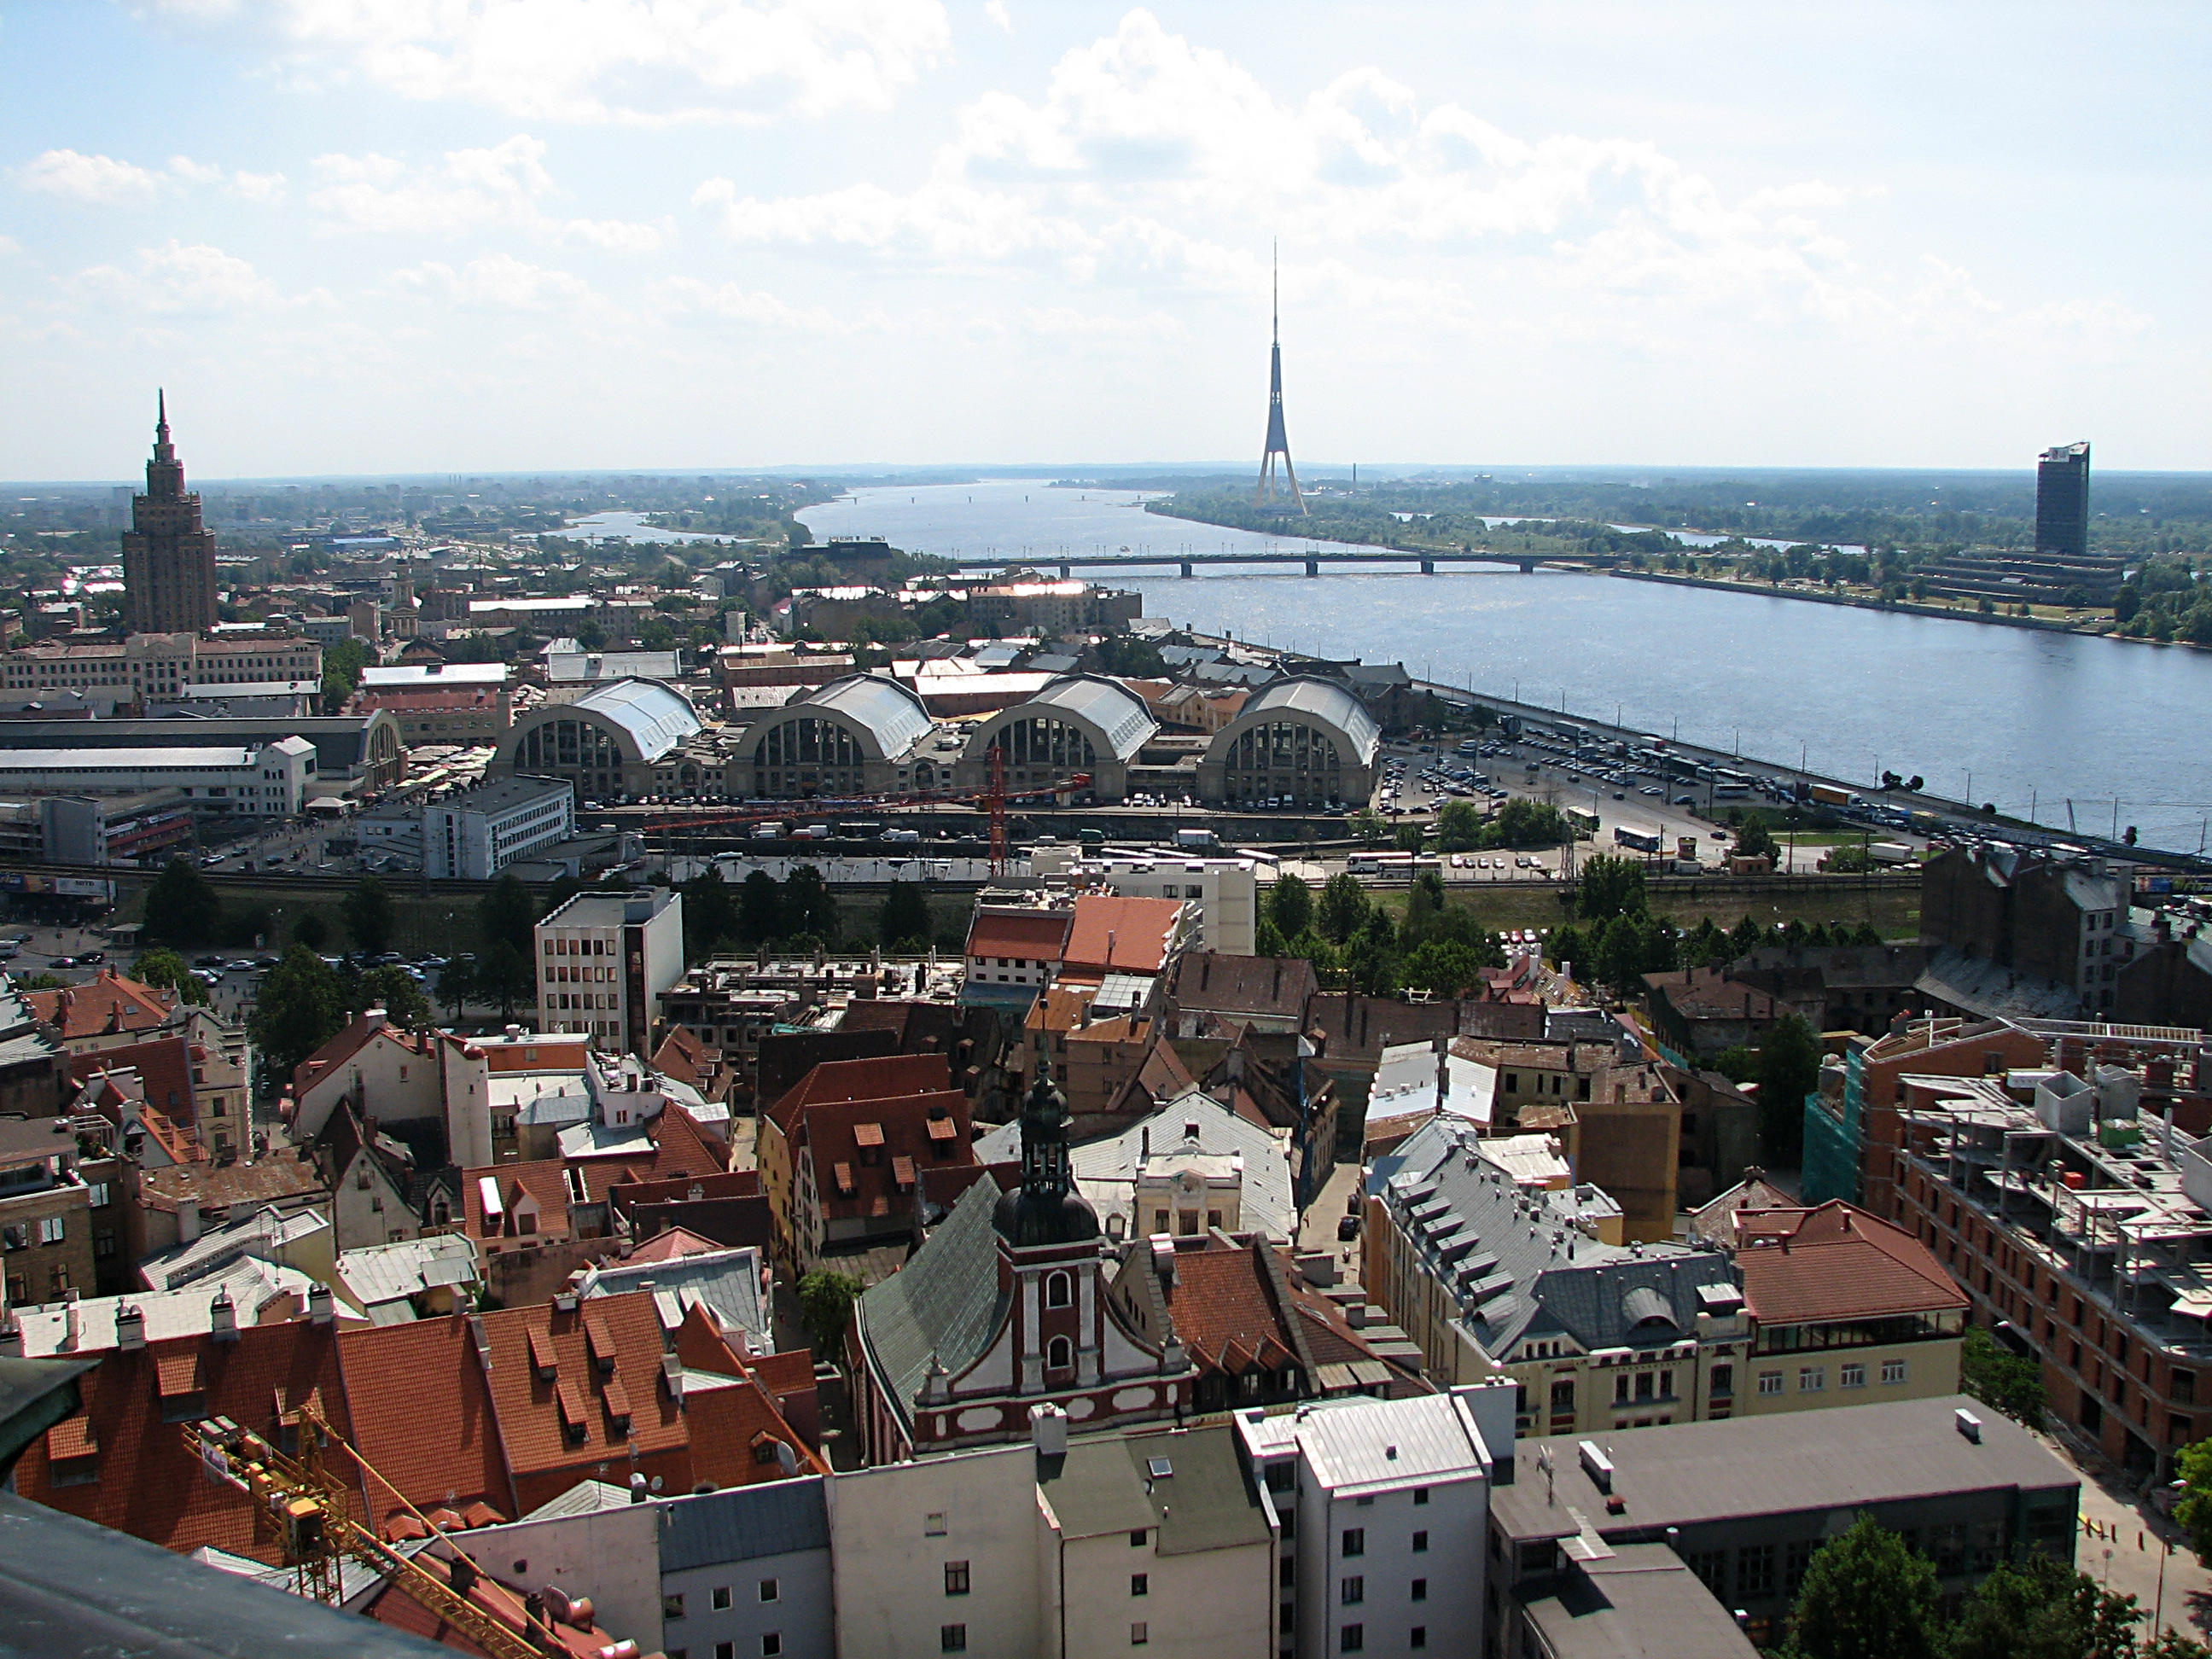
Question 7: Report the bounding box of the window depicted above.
[1130,1529,1149,1548]
[940,1627,967,1653]
[1412,1531,1428,1553]
[718,1645,735,1659]
[1711,1363,1734,1399]
[1737,1544,1776,1599]
[759,1580,779,1603]
[1045,1271,1072,1309]
[1411,1630,1427,1650]
[1411,1579,1427,1602]
[763,1639,782,1658]
[1412,1487,1429,1506]
[1342,1528,1365,1557]
[1340,1626,1364,1653]
[944,1561,970,1596]
[1047,1336,1073,1371]
[926,1513,947,1536]
[1758,1371,1783,1396]
[1131,1574,1148,1597]
[87,1182,110,1208]
[664,1595,686,1621]
[1882,1359,1907,1386]
[1799,1366,1825,1393]
[1841,1363,1867,1388]
[1130,1623,1149,1647]
[37,1216,63,1246]
[713,1587,733,1611]
[1341,1576,1364,1605]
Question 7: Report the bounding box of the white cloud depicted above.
[156,0,952,125]
[11,147,288,205]
[652,276,858,333]
[693,8,2128,353]
[983,0,1011,32]
[308,135,664,251]
[73,240,281,315]
[393,253,601,311]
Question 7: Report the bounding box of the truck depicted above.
[1173,826,1219,849]
[1867,841,1917,865]
[1807,784,1858,809]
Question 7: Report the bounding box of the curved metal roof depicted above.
[1002,675,1157,760]
[771,673,934,760]
[568,678,701,761]
[1229,676,1381,762]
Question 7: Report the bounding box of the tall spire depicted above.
[1254,242,1306,515]
[153,389,174,465]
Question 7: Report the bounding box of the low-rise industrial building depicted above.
[0,738,314,818]
[423,775,574,880]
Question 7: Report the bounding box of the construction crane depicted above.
[637,770,1093,879]
[183,1409,587,1659]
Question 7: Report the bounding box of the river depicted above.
[798,480,2212,853]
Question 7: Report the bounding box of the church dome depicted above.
[994,1058,1099,1249]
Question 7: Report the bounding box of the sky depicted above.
[1,1,2207,480]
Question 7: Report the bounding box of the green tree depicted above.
[292,911,330,951]
[1784,1515,1943,1659]
[1267,873,1315,941]
[1960,1324,2047,1423]
[781,865,839,942]
[478,873,538,960]
[321,636,373,713]
[476,940,535,1020]
[682,872,742,961]
[1402,939,1486,997]
[1487,798,1568,848]
[797,1269,865,1359]
[879,882,932,951]
[436,954,477,1020]
[1348,808,1389,847]
[1317,872,1371,946]
[1435,799,1486,853]
[739,869,783,945]
[250,946,348,1078]
[1947,1550,2141,1659]
[1575,855,1648,924]
[355,964,432,1029]
[1393,823,1426,853]
[341,876,396,956]
[142,856,223,946]
[1756,1012,1823,1165]
[131,948,209,1006]
[1737,813,1779,861]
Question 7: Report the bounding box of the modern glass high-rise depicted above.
[2034,440,2091,561]
[121,392,218,635]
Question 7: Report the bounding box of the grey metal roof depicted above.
[1293,1391,1488,1495]
[660,1477,829,1570]
[1521,1545,1761,1658]
[1020,676,1158,760]
[776,673,933,759]
[853,1175,1008,1431]
[576,1245,771,1353]
[0,747,264,770]
[1371,1117,1732,1356]
[0,715,390,774]
[569,678,702,762]
[1237,677,1380,760]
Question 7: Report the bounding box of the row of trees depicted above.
[1785,1515,2207,1659]
[1254,870,1506,998]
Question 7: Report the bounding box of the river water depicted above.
[799,480,2212,853]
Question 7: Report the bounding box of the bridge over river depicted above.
[944,546,1620,578]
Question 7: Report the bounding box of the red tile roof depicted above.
[1160,1241,1301,1377]
[73,1034,203,1161]
[338,1313,514,1536]
[964,907,1074,961]
[765,1051,951,1135]
[1061,894,1185,977]
[799,1091,974,1227]
[26,970,173,1044]
[572,1103,727,1203]
[462,1159,574,1244]
[1734,1200,1967,1325]
[292,1012,431,1097]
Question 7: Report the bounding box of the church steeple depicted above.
[993,1056,1098,1247]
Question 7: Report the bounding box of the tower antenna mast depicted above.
[1254,242,1307,515]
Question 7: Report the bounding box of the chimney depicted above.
[1151,1234,1177,1289]
[62,1288,81,1351]
[629,1472,649,1504]
[1030,1401,1069,1459]
[210,1288,238,1342]
[115,1302,144,1350]
[178,1196,201,1245]
[307,1283,335,1326]
[363,1007,388,1034]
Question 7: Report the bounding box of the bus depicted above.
[1613,824,1664,853]
[1565,807,1601,836]
[1348,852,1444,877]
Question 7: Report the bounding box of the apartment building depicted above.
[0,632,322,705]
[1921,845,2137,1016]
[1893,1058,2212,1478]
[0,1117,98,1306]
[535,888,686,1057]
[424,775,574,880]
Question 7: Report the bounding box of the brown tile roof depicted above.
[136,1147,327,1217]
[652,1024,708,1090]
[12,1319,358,1563]
[1170,952,1319,1019]
[1734,1200,1967,1325]
[800,1091,974,1226]
[27,970,175,1044]
[478,1292,684,1499]
[963,907,1073,961]
[291,1012,431,1096]
[462,1158,574,1243]
[1643,968,1785,1023]
[765,1051,951,1135]
[1062,894,1184,976]
[1161,1241,1302,1377]
[339,1313,514,1536]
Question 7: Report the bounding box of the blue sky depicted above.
[1,1,2204,479]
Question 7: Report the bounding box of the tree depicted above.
[1402,939,1486,997]
[1435,799,1485,853]
[1947,1550,2140,1659]
[341,877,396,957]
[879,882,932,951]
[250,946,347,1078]
[1961,1325,2047,1423]
[739,869,782,946]
[321,637,373,713]
[143,856,222,946]
[1267,873,1315,941]
[797,1269,864,1359]
[132,948,208,1006]
[1317,872,1370,946]
[2173,1437,2212,1566]
[781,864,839,943]
[479,873,538,960]
[354,964,432,1029]
[682,872,741,962]
[1392,823,1425,853]
[1784,1514,1942,1659]
[1348,808,1388,847]
[1737,813,1779,862]
[436,954,477,1021]
[1756,1012,1823,1164]
[292,911,330,951]
[1575,855,1648,924]
[476,941,535,1020]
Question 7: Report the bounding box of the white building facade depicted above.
[0,737,314,816]
[534,888,687,1057]
[424,775,575,880]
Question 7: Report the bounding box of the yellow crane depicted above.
[183,1407,578,1659]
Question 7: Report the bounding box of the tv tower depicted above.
[1254,245,1306,514]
